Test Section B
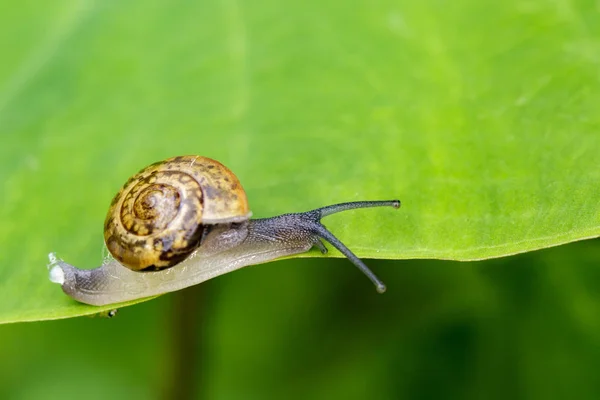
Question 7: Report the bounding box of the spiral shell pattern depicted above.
[104,156,251,271]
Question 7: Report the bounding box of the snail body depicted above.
[48,155,400,306]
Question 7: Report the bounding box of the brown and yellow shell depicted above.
[103,155,251,271]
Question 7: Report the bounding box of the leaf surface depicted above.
[1,0,598,323]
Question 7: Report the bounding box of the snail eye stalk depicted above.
[315,200,400,293]
[294,200,401,293]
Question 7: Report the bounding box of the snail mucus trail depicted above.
[48,155,401,306]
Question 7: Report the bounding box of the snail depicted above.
[48,155,400,306]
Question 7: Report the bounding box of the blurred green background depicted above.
[2,244,600,399]
[2,0,600,398]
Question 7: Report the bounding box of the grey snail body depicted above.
[48,155,400,306]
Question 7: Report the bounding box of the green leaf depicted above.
[1,0,599,323]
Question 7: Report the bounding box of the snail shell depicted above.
[103,155,251,271]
